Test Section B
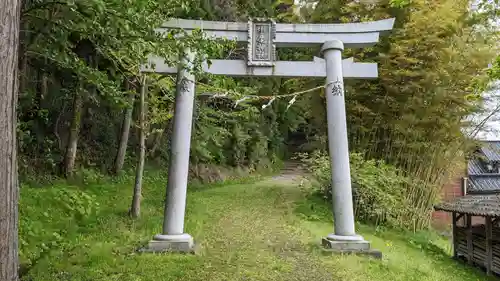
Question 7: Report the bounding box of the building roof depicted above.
[434,194,500,217]
[468,175,500,193]
[434,141,500,215]
[466,141,500,194]
[468,159,488,174]
[480,141,500,162]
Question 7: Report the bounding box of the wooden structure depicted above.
[435,195,500,276]
[433,141,500,227]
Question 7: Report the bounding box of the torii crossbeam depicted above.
[159,18,394,48]
[142,17,395,256]
[142,57,378,78]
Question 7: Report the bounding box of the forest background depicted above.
[15,0,500,231]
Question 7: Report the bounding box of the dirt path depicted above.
[270,160,308,185]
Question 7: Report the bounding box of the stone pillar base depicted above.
[321,235,382,259]
[141,233,195,254]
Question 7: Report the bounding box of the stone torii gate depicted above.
[141,17,395,254]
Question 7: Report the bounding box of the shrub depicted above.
[19,186,100,269]
[298,151,413,229]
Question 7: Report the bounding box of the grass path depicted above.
[21,171,493,281]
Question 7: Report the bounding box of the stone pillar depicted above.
[147,49,195,253]
[321,40,370,252]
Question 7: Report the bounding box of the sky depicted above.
[469,0,500,140]
[470,83,500,141]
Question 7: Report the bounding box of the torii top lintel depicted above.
[143,18,395,78]
[158,17,395,48]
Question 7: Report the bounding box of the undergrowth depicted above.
[297,151,439,230]
[18,168,491,281]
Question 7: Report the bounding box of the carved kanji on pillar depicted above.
[330,80,344,97]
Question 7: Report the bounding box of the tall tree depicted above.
[130,76,147,218]
[0,0,21,279]
[63,82,84,177]
[114,80,136,175]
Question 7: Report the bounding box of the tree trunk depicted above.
[18,48,27,95]
[0,0,21,280]
[18,18,29,96]
[148,120,170,157]
[114,80,136,175]
[41,71,49,100]
[130,76,147,218]
[63,87,83,177]
[34,69,49,152]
